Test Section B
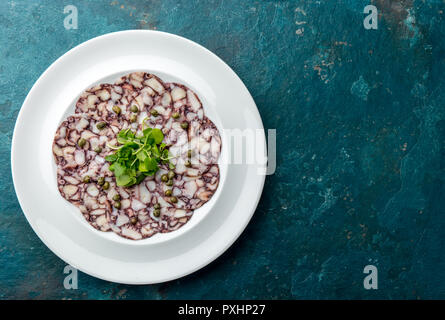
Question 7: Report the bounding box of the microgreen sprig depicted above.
[105,127,172,187]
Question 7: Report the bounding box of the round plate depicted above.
[11,30,266,284]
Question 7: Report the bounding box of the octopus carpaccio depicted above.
[53,72,221,240]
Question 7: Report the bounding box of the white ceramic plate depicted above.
[11,30,266,284]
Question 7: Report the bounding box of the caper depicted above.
[97,177,105,186]
[167,170,175,179]
[165,189,172,197]
[130,114,138,123]
[130,216,138,225]
[96,121,106,130]
[77,138,86,148]
[112,194,121,201]
[172,112,180,119]
[150,109,159,117]
[161,174,168,182]
[170,196,178,203]
[112,105,121,115]
[180,122,189,130]
[154,203,161,210]
[187,150,193,158]
[113,201,121,209]
[130,105,139,113]
[153,209,161,217]
[94,146,102,153]
[102,181,110,190]
[166,179,173,186]
[185,160,192,168]
[83,175,91,183]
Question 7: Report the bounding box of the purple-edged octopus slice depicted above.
[154,163,220,211]
[53,115,116,231]
[115,72,174,131]
[104,177,194,240]
[56,168,112,231]
[163,83,221,174]
[166,83,204,122]
[53,114,113,171]
[171,116,222,176]
[152,87,222,210]
[75,73,161,132]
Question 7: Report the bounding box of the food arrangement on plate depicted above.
[52,72,222,240]
[13,30,265,283]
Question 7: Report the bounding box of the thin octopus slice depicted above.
[170,116,222,176]
[115,72,173,132]
[153,163,220,210]
[163,83,222,176]
[104,177,194,240]
[75,83,137,131]
[57,168,112,231]
[166,82,204,122]
[53,114,112,171]
[53,115,115,231]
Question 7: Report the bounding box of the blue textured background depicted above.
[1,0,444,299]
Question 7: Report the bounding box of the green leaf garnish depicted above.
[105,127,170,187]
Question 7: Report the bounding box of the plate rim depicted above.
[11,30,266,284]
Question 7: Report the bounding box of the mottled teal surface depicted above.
[1,0,444,299]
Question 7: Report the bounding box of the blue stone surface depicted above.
[1,0,444,299]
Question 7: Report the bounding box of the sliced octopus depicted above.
[105,176,194,240]
[53,115,113,231]
[53,72,222,240]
